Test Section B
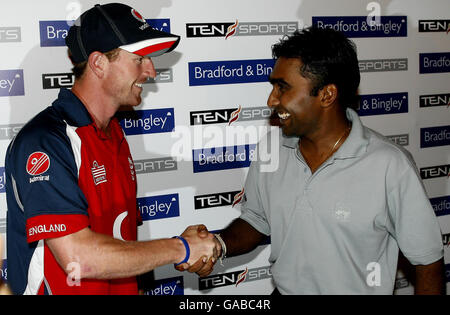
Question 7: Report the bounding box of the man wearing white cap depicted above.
[5,3,216,295]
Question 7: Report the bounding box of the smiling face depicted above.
[268,57,323,138]
[103,49,156,107]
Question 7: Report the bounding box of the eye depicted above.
[135,56,144,64]
[277,82,289,93]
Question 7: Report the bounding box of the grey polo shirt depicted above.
[240,108,443,294]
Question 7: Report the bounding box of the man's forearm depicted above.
[220,218,266,258]
[47,228,186,280]
[415,258,445,295]
[47,225,216,280]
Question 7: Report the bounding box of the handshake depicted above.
[174,224,224,277]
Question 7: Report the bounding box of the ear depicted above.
[87,51,107,79]
[319,84,338,108]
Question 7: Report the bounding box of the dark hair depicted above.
[272,26,360,110]
[68,48,121,80]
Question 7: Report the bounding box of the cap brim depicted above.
[119,36,179,57]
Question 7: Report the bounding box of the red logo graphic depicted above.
[26,152,50,176]
[225,20,239,39]
[235,267,248,287]
[232,188,245,207]
[131,8,146,23]
[228,105,242,126]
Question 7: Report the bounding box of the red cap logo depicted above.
[26,152,50,176]
[131,9,146,23]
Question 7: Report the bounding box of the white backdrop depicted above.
[0,0,449,295]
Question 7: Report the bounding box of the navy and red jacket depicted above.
[6,88,140,294]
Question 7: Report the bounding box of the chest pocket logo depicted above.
[91,160,107,185]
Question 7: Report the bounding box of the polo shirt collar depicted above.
[281,108,369,159]
[335,108,369,159]
[51,88,93,127]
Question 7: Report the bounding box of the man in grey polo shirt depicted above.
[182,26,444,294]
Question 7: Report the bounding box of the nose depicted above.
[267,87,280,109]
[143,57,157,79]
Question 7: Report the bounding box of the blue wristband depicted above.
[173,236,190,266]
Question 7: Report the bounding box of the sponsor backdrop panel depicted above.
[0,0,449,295]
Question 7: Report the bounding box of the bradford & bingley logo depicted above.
[39,18,172,47]
[138,193,180,221]
[117,108,175,136]
[0,69,25,97]
[419,52,450,74]
[186,20,297,39]
[312,15,407,37]
[420,125,450,148]
[357,92,408,116]
[188,58,274,87]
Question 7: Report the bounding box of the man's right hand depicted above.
[175,225,221,277]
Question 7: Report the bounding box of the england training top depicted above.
[5,88,140,295]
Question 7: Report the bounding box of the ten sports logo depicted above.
[189,106,272,125]
[0,27,21,42]
[418,20,450,33]
[199,266,272,290]
[186,20,297,38]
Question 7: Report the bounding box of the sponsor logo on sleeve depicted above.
[26,152,50,183]
[26,152,50,176]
